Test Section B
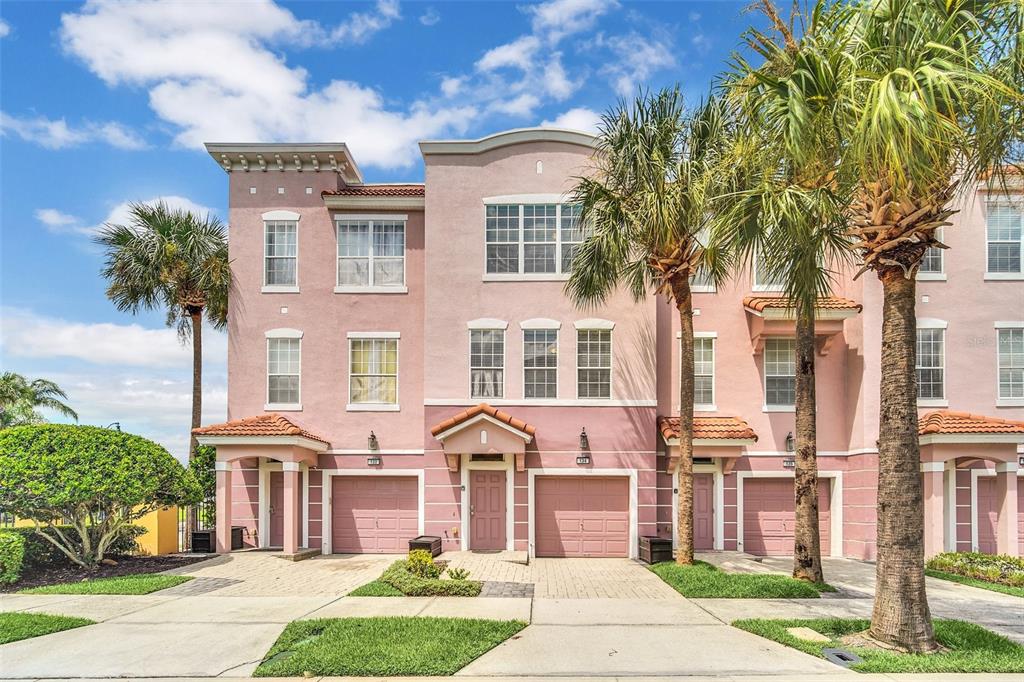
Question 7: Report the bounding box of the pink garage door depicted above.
[977,476,997,554]
[743,478,831,556]
[535,476,629,557]
[331,476,418,553]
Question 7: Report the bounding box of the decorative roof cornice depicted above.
[204,143,363,183]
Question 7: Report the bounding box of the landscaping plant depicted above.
[380,560,482,596]
[447,567,471,581]
[0,424,201,568]
[407,549,443,578]
[927,552,1024,589]
[0,531,26,584]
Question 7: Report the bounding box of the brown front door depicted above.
[470,470,506,550]
[269,471,284,547]
[694,473,714,550]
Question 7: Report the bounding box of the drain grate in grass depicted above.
[0,612,95,645]
[733,618,1024,673]
[254,616,527,677]
[18,574,192,595]
[650,560,834,598]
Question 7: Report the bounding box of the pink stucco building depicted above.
[195,130,1024,560]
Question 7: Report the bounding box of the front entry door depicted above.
[269,471,284,547]
[470,470,506,550]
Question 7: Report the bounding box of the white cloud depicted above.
[440,76,464,97]
[35,195,217,237]
[476,36,541,72]
[492,93,542,117]
[527,0,617,43]
[599,31,677,97]
[0,19,10,38]
[419,6,440,26]
[330,0,401,44]
[691,33,712,55]
[58,0,471,169]
[542,106,601,133]
[0,111,146,150]
[1,307,228,368]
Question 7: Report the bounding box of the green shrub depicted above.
[447,567,471,581]
[0,532,25,584]
[6,526,145,569]
[926,552,1024,588]
[381,560,482,596]
[407,549,442,578]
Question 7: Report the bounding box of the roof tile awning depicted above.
[322,184,424,197]
[322,183,425,209]
[658,416,758,444]
[430,404,535,473]
[919,410,1024,444]
[193,414,329,451]
[743,295,863,319]
[742,296,861,355]
[430,403,535,440]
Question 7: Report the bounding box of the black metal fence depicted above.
[177,497,215,552]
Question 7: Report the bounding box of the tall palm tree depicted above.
[566,88,731,564]
[0,372,78,428]
[838,0,1023,652]
[716,0,854,584]
[95,201,231,459]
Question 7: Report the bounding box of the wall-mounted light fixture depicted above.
[579,427,589,451]
[1019,455,1024,468]
[785,432,795,453]
[366,456,382,466]
[368,431,379,451]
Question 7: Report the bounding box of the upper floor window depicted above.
[577,328,612,398]
[349,335,399,408]
[264,220,297,289]
[986,202,1023,276]
[998,327,1024,402]
[337,217,406,291]
[470,328,504,399]
[694,336,715,408]
[753,250,785,291]
[916,327,945,402]
[918,228,944,278]
[524,329,558,398]
[764,337,795,408]
[266,333,301,408]
[485,203,588,277]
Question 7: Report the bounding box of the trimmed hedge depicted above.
[0,532,25,584]
[380,560,482,597]
[2,525,145,570]
[927,552,1024,588]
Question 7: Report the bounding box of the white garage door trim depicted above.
[528,468,638,559]
[320,469,425,555]
[735,470,843,558]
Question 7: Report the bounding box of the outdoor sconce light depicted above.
[785,432,795,453]
[366,456,382,466]
[576,454,591,465]
[782,457,796,469]
[368,431,379,451]
[1019,455,1024,467]
[579,427,589,450]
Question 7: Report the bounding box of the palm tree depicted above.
[94,201,231,459]
[0,372,78,428]
[716,0,854,584]
[837,0,1023,651]
[566,88,731,564]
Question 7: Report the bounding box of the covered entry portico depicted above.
[194,414,329,555]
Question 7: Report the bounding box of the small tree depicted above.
[0,424,200,568]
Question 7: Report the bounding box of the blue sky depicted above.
[0,0,761,459]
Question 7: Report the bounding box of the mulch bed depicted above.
[1,554,211,593]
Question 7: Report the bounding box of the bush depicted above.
[407,549,443,578]
[0,425,200,568]
[5,525,145,569]
[380,560,482,596]
[0,532,25,584]
[447,567,471,581]
[927,552,1024,588]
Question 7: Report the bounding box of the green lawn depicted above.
[926,569,1024,598]
[19,574,192,595]
[253,617,527,676]
[348,580,404,597]
[650,560,834,598]
[0,612,94,645]
[733,618,1024,673]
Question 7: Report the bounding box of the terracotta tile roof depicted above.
[658,416,758,442]
[192,414,329,445]
[919,411,1024,436]
[743,295,863,313]
[430,403,536,438]
[323,184,424,197]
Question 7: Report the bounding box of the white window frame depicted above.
[996,322,1024,406]
[762,337,796,412]
[917,227,946,281]
[346,331,400,412]
[262,211,300,293]
[523,328,559,400]
[265,328,303,410]
[575,322,613,400]
[916,319,948,407]
[680,331,717,412]
[468,327,506,400]
[334,214,408,294]
[482,200,587,281]
[752,250,785,292]
[984,199,1024,280]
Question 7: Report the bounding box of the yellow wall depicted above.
[135,506,179,556]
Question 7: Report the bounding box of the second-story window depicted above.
[470,329,504,398]
[919,228,944,276]
[998,327,1024,401]
[485,203,586,276]
[349,337,399,406]
[265,220,297,287]
[987,202,1023,276]
[577,329,612,398]
[694,336,715,408]
[524,329,558,398]
[267,337,301,407]
[753,250,785,291]
[337,218,406,289]
[764,337,795,408]
[916,328,945,401]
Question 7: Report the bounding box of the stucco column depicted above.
[215,461,233,553]
[282,462,301,555]
[995,462,1019,556]
[921,462,945,558]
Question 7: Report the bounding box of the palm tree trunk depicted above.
[670,275,695,565]
[187,309,203,545]
[793,310,824,583]
[869,272,936,652]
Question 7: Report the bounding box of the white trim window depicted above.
[267,337,301,406]
[764,338,796,407]
[337,217,405,288]
[524,329,558,398]
[470,329,504,399]
[485,203,587,276]
[919,227,944,278]
[998,327,1024,401]
[560,204,586,272]
[986,202,1023,276]
[264,220,297,288]
[753,250,785,291]
[916,328,945,401]
[577,329,612,398]
[694,336,715,408]
[349,338,399,405]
